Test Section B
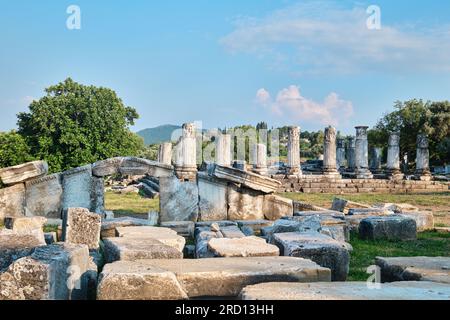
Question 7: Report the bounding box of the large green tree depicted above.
[369,99,450,166]
[17,78,144,172]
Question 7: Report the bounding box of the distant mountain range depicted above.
[136,124,181,145]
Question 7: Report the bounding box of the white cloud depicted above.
[256,85,353,126]
[221,2,450,74]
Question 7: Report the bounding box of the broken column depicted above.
[346,136,356,172]
[286,126,302,176]
[252,144,268,176]
[336,138,346,171]
[215,133,232,167]
[158,142,172,166]
[415,134,431,181]
[354,126,373,179]
[369,147,382,174]
[322,126,340,178]
[174,123,197,181]
[386,132,403,180]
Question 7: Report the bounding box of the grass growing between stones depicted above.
[104,191,159,218]
[347,231,450,281]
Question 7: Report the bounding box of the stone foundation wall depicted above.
[272,175,449,194]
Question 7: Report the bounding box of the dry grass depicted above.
[104,191,159,218]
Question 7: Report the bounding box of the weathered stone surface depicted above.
[294,210,345,219]
[97,257,331,300]
[0,229,45,271]
[262,194,293,220]
[194,227,221,258]
[61,165,92,211]
[148,211,159,226]
[331,197,371,213]
[266,217,322,243]
[285,214,348,241]
[376,256,450,284]
[293,201,328,212]
[212,165,281,193]
[158,143,173,166]
[120,157,174,177]
[240,281,450,300]
[103,237,183,263]
[359,216,417,241]
[0,161,48,185]
[63,208,101,250]
[91,157,123,177]
[236,220,274,236]
[0,183,25,220]
[348,208,393,216]
[0,243,93,300]
[400,211,434,232]
[101,217,152,238]
[160,221,194,237]
[286,126,302,175]
[159,176,199,222]
[197,173,227,221]
[25,173,63,218]
[220,225,246,238]
[273,232,351,281]
[196,220,237,228]
[227,184,264,221]
[115,226,185,252]
[374,202,419,213]
[241,226,255,236]
[4,216,46,234]
[208,236,279,257]
[90,176,104,214]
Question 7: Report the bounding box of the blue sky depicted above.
[1,0,449,135]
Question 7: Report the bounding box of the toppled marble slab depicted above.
[211,164,281,193]
[115,226,185,252]
[227,184,265,221]
[159,176,198,222]
[374,203,419,213]
[284,214,349,242]
[375,256,450,284]
[236,220,274,235]
[220,225,246,238]
[119,157,173,178]
[359,215,417,241]
[97,257,331,300]
[331,197,371,214]
[208,236,279,257]
[0,161,48,185]
[0,243,95,300]
[160,221,195,238]
[273,231,351,281]
[62,208,101,250]
[101,217,153,238]
[262,195,293,220]
[239,281,450,300]
[293,201,329,212]
[348,208,394,216]
[294,210,345,219]
[265,217,322,243]
[91,157,124,177]
[102,237,183,263]
[399,211,434,232]
[194,227,222,258]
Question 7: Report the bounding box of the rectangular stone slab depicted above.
[375,256,450,284]
[227,184,264,221]
[0,161,48,185]
[240,281,450,300]
[25,173,62,218]
[359,215,417,241]
[197,173,228,221]
[115,226,185,252]
[159,176,199,222]
[263,194,293,220]
[97,256,331,300]
[207,236,279,257]
[0,183,25,219]
[101,217,153,238]
[61,165,93,210]
[62,207,101,250]
[211,165,281,193]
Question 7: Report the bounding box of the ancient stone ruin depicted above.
[0,122,449,300]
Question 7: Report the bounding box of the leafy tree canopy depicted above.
[0,131,34,168]
[17,78,144,172]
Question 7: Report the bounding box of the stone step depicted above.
[375,256,450,284]
[97,256,331,300]
[240,281,450,300]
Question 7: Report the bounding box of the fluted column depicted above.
[355,126,373,179]
[215,133,232,167]
[158,142,172,166]
[252,143,268,175]
[386,132,403,180]
[369,147,382,174]
[287,126,302,176]
[322,126,341,178]
[415,134,431,181]
[346,136,356,172]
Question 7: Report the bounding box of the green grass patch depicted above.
[105,191,159,217]
[348,231,450,281]
[43,225,59,233]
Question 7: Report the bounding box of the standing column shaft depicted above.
[347,137,356,171]
[287,126,302,175]
[369,147,382,173]
[215,133,232,167]
[386,132,403,180]
[355,126,373,179]
[175,123,198,181]
[415,134,431,180]
[158,142,172,166]
[322,126,340,178]
[336,138,346,170]
[252,143,268,175]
